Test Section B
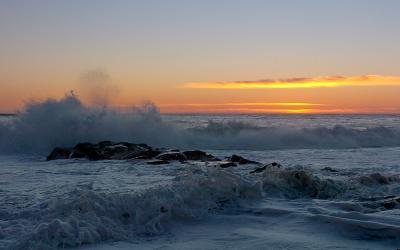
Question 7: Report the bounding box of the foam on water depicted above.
[1,95,400,249]
[0,161,263,249]
[1,151,400,249]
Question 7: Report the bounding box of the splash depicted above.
[1,94,400,154]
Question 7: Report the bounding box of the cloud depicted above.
[183,75,400,89]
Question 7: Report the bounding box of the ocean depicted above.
[1,101,400,249]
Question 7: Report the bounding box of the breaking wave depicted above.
[3,162,400,249]
[3,166,262,249]
[1,94,400,154]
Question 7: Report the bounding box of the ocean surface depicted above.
[1,104,400,249]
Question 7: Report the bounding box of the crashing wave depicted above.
[2,166,261,249]
[1,94,400,153]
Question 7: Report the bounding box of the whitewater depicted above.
[1,95,400,249]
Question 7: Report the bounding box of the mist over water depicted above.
[1,94,400,154]
[78,69,119,107]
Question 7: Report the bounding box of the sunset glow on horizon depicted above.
[183,75,400,89]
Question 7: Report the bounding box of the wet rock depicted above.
[70,142,102,160]
[107,144,154,160]
[147,159,170,165]
[155,152,187,161]
[135,143,153,150]
[48,141,157,161]
[218,161,237,168]
[133,149,162,160]
[97,141,114,148]
[46,147,71,161]
[250,162,282,174]
[250,166,266,174]
[103,144,129,155]
[321,167,339,173]
[183,150,220,161]
[121,212,130,218]
[382,200,397,210]
[226,154,260,165]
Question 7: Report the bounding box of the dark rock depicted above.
[218,161,237,168]
[117,142,150,151]
[183,150,220,161]
[70,142,102,160]
[133,149,162,160]
[103,144,129,155]
[160,206,168,213]
[108,150,141,160]
[135,143,153,150]
[382,200,397,210]
[227,154,260,164]
[250,166,266,174]
[156,152,187,161]
[147,159,170,165]
[121,212,130,218]
[103,143,154,160]
[97,141,115,148]
[250,162,282,174]
[322,167,339,172]
[46,147,71,161]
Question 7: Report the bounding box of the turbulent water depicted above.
[1,95,400,249]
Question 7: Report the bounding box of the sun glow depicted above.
[159,102,321,107]
[156,102,359,114]
[184,75,400,89]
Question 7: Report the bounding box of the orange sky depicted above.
[1,2,400,114]
[1,73,400,114]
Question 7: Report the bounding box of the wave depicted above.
[3,167,262,249]
[3,161,400,249]
[1,94,400,154]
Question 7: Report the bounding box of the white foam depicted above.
[1,165,262,249]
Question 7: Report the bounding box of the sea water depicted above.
[1,100,400,249]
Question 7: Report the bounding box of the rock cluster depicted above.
[46,141,264,169]
[47,141,159,161]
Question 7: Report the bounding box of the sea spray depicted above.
[1,94,400,154]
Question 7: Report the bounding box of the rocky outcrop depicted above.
[47,141,155,161]
[46,147,72,161]
[218,161,237,168]
[69,143,102,160]
[182,150,220,161]
[155,151,187,162]
[226,154,260,165]
[321,167,339,173]
[46,141,272,169]
[250,162,282,174]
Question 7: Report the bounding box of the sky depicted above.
[1,0,400,114]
